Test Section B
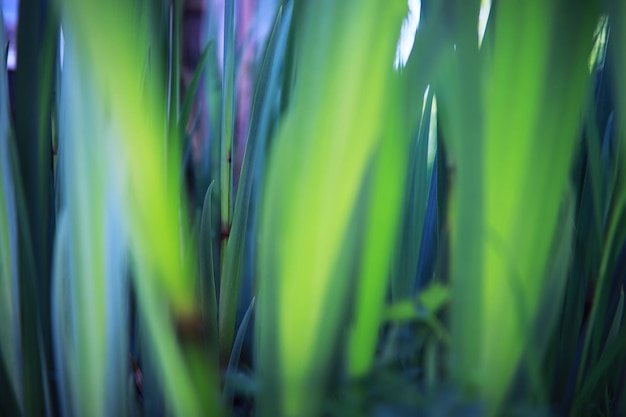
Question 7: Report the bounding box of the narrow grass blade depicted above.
[415,152,440,290]
[0,352,20,416]
[51,210,74,417]
[576,169,626,393]
[220,0,236,270]
[552,84,610,404]
[199,181,219,367]
[219,2,290,364]
[169,0,182,132]
[392,86,435,300]
[10,130,49,417]
[278,0,302,115]
[179,41,213,139]
[14,0,59,413]
[0,7,21,411]
[606,287,624,345]
[223,297,256,405]
[572,326,626,415]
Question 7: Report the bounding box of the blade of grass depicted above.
[223,296,256,405]
[57,31,134,415]
[64,0,193,313]
[179,41,213,140]
[201,20,223,282]
[218,2,290,365]
[514,188,576,405]
[583,92,608,241]
[14,0,59,413]
[572,326,626,415]
[278,0,301,116]
[168,0,182,136]
[132,263,205,416]
[0,351,20,417]
[10,127,50,417]
[415,147,440,291]
[0,7,21,411]
[573,0,626,401]
[391,87,433,301]
[576,173,626,393]
[437,0,483,395]
[257,1,406,415]
[606,287,624,345]
[347,72,408,377]
[62,2,221,415]
[219,0,236,278]
[199,181,219,368]
[553,86,609,404]
[445,0,598,411]
[51,210,75,417]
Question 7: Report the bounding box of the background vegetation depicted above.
[1,0,625,416]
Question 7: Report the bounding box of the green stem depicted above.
[218,0,236,365]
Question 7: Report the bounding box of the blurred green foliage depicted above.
[0,0,625,416]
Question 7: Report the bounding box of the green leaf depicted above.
[62,2,221,415]
[0,350,21,417]
[382,285,451,346]
[218,3,290,363]
[14,0,59,413]
[223,371,257,398]
[391,87,434,301]
[219,0,236,263]
[179,41,213,139]
[384,301,425,322]
[0,7,21,411]
[199,181,218,365]
[572,326,626,415]
[437,0,485,394]
[382,283,449,326]
[444,0,599,410]
[606,287,624,346]
[577,175,626,391]
[57,31,132,416]
[51,210,73,417]
[418,282,451,313]
[257,1,406,415]
[169,0,182,132]
[223,297,256,405]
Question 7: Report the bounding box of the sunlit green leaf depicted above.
[258,1,406,415]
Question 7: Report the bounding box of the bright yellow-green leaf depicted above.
[258,1,406,415]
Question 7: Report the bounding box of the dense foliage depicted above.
[1,0,625,416]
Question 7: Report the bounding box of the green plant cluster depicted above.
[1,0,625,416]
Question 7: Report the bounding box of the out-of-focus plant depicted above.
[57,1,221,416]
[0,7,21,415]
[1,0,626,416]
[257,1,408,416]
[440,0,600,412]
